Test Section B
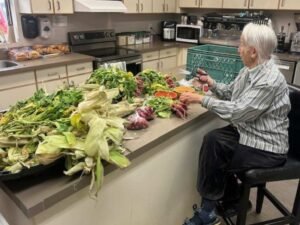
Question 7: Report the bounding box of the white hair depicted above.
[242,23,277,64]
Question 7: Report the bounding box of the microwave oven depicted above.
[176,24,203,44]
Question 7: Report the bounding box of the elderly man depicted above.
[180,23,291,225]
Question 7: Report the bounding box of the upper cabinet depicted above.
[123,0,152,13]
[248,0,279,9]
[200,0,222,8]
[19,0,74,14]
[223,0,249,9]
[179,0,199,8]
[153,0,176,13]
[179,0,222,8]
[278,0,300,10]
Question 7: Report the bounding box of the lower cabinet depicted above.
[142,48,177,71]
[68,74,91,86]
[177,47,189,66]
[0,71,36,110]
[0,84,37,110]
[37,79,68,93]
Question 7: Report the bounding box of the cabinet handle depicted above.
[250,0,254,7]
[141,3,143,12]
[56,0,61,11]
[195,0,198,6]
[163,3,165,12]
[166,4,168,11]
[76,67,86,71]
[244,0,247,7]
[160,61,163,69]
[157,61,160,70]
[47,72,59,77]
[281,0,285,7]
[136,3,139,12]
[48,0,52,10]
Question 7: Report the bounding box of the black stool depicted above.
[223,85,300,225]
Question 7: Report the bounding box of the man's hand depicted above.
[195,68,214,88]
[179,92,204,104]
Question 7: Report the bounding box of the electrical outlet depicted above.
[148,24,153,31]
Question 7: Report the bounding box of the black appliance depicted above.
[161,21,177,41]
[203,12,270,31]
[68,30,142,75]
[187,15,198,25]
[21,15,39,39]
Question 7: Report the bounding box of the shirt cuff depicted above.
[201,96,213,109]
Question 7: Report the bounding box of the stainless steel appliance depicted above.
[176,24,203,44]
[290,14,300,53]
[161,21,176,41]
[293,61,300,86]
[68,30,142,74]
[274,59,296,84]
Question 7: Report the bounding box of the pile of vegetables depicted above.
[86,67,137,102]
[0,83,140,196]
[0,67,193,196]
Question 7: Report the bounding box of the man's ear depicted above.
[250,47,258,59]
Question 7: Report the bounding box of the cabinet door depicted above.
[54,0,74,14]
[249,0,279,9]
[31,0,54,14]
[0,84,36,110]
[68,74,91,86]
[153,0,165,13]
[143,60,160,71]
[179,0,199,8]
[139,0,152,13]
[177,48,188,66]
[160,56,177,71]
[0,71,35,90]
[279,0,300,9]
[36,66,67,82]
[200,0,222,8]
[37,79,68,94]
[123,0,139,13]
[67,62,93,77]
[164,0,176,12]
[223,0,249,9]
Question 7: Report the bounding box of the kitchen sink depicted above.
[0,60,20,70]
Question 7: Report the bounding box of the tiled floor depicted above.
[222,179,299,225]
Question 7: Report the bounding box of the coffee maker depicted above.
[290,14,300,53]
[161,21,177,41]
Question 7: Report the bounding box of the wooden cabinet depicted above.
[18,0,74,14]
[223,0,249,9]
[179,0,222,8]
[153,0,176,13]
[0,71,36,110]
[179,0,199,8]
[67,62,93,86]
[248,0,279,9]
[200,0,222,8]
[177,47,189,67]
[279,0,300,10]
[123,0,152,13]
[142,48,177,71]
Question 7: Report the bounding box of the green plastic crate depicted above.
[186,44,244,84]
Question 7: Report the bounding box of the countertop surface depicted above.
[0,53,95,76]
[0,66,210,218]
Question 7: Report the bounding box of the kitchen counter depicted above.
[0,53,94,76]
[0,66,227,225]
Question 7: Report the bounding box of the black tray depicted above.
[0,158,65,181]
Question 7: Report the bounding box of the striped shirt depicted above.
[202,59,291,154]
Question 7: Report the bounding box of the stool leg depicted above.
[291,179,300,225]
[256,183,266,214]
[236,183,251,225]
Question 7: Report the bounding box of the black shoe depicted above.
[216,200,252,218]
[183,204,221,225]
